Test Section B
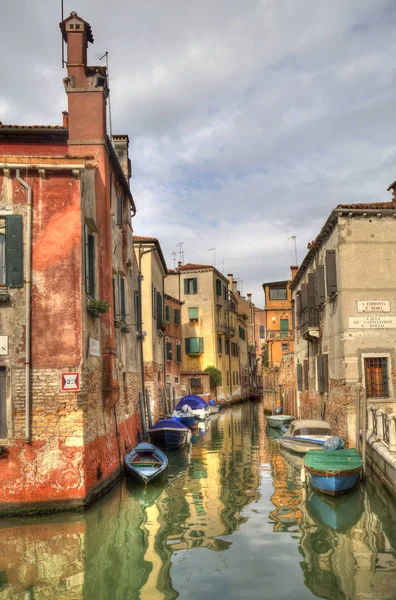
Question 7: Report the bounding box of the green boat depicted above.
[304,449,363,496]
[266,415,294,429]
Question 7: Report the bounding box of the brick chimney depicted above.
[60,11,107,145]
[113,135,131,180]
[228,274,233,285]
[290,265,298,280]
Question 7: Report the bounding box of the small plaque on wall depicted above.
[0,336,8,356]
[89,337,100,357]
[357,300,390,313]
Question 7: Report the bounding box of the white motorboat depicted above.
[279,419,333,454]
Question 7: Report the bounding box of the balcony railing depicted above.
[300,306,319,332]
[266,330,294,340]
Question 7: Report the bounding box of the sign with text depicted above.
[61,372,80,391]
[349,316,396,329]
[357,300,390,313]
[0,336,8,356]
[89,337,100,357]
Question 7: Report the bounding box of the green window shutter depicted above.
[174,308,181,325]
[325,250,338,296]
[6,215,23,288]
[166,341,172,360]
[176,343,181,362]
[216,279,222,295]
[185,338,191,354]
[165,305,171,322]
[156,292,163,325]
[184,279,189,294]
[188,307,198,321]
[120,277,126,319]
[199,337,204,353]
[112,278,116,319]
[192,278,198,294]
[297,363,303,392]
[88,235,95,297]
[117,194,123,227]
[134,291,141,331]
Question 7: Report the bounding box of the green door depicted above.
[280,319,289,338]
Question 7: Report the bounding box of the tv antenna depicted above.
[172,251,177,269]
[288,235,298,265]
[96,51,113,140]
[61,0,65,68]
[207,248,216,268]
[176,242,184,265]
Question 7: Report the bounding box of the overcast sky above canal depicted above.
[1,1,396,305]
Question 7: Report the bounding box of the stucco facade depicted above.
[0,11,142,514]
[291,199,396,445]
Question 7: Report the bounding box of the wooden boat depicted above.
[304,449,363,496]
[174,395,209,421]
[124,443,168,484]
[267,414,294,429]
[148,418,191,450]
[279,419,332,454]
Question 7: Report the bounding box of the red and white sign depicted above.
[61,372,80,391]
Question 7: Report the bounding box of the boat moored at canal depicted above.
[304,449,363,496]
[124,443,168,484]
[279,420,333,454]
[174,395,210,422]
[267,415,294,429]
[148,419,191,450]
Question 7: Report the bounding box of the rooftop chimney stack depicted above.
[60,11,107,145]
[290,266,298,280]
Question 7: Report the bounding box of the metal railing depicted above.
[266,330,294,340]
[300,307,319,332]
[383,412,390,445]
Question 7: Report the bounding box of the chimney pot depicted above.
[62,111,69,128]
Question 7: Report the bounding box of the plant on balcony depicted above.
[88,299,110,318]
[204,365,222,401]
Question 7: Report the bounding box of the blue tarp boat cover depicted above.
[150,418,188,431]
[209,400,216,406]
[136,443,156,451]
[175,395,207,410]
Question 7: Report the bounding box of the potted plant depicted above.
[88,299,110,318]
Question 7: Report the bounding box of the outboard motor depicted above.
[274,406,283,415]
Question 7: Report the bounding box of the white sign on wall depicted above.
[349,316,396,329]
[89,337,100,357]
[0,336,8,356]
[357,300,390,313]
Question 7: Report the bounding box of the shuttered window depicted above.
[165,304,171,322]
[0,367,7,438]
[280,319,289,337]
[300,283,308,311]
[317,354,329,393]
[184,277,198,294]
[174,308,181,325]
[225,339,230,354]
[308,273,315,309]
[5,215,23,288]
[166,340,173,361]
[269,287,287,300]
[152,285,156,317]
[239,326,246,340]
[0,218,5,285]
[217,336,222,354]
[185,337,204,355]
[156,291,163,325]
[189,307,199,322]
[84,224,95,298]
[176,342,181,362]
[134,291,141,332]
[223,285,227,300]
[303,359,309,391]
[216,279,222,296]
[116,194,123,227]
[297,363,303,392]
[325,250,337,296]
[314,265,325,305]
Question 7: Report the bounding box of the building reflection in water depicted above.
[267,437,396,600]
[1,404,395,600]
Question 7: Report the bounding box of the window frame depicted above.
[184,277,198,295]
[188,306,199,323]
[362,353,392,400]
[269,287,287,300]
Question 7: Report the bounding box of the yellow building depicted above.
[133,236,168,422]
[165,263,237,401]
[262,267,297,368]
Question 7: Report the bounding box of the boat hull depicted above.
[124,444,168,484]
[307,468,362,496]
[267,415,294,429]
[279,437,327,454]
[148,428,190,450]
[209,405,220,414]
[173,413,198,428]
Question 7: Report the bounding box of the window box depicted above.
[0,291,11,303]
[88,299,110,319]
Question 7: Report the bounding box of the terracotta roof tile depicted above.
[176,263,214,271]
[0,124,66,130]
[337,201,396,210]
[133,235,158,242]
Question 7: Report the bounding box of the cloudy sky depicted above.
[1,1,396,306]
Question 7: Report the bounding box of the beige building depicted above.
[165,263,236,401]
[290,196,396,444]
[133,236,168,423]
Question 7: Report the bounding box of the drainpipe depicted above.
[16,170,32,443]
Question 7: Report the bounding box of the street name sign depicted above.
[349,316,396,329]
[0,336,8,356]
[357,300,390,313]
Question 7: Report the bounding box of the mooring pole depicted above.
[361,386,367,480]
[356,387,361,453]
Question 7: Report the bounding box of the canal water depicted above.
[1,402,396,600]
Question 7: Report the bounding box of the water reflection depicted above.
[0,403,395,600]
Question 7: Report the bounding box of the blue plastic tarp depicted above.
[175,395,207,410]
[150,418,188,431]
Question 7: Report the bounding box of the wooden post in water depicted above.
[361,386,367,480]
[356,387,360,453]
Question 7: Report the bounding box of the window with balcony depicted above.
[269,287,287,300]
[184,277,198,294]
[280,319,289,338]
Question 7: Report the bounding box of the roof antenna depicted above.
[61,0,65,68]
[97,51,113,140]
